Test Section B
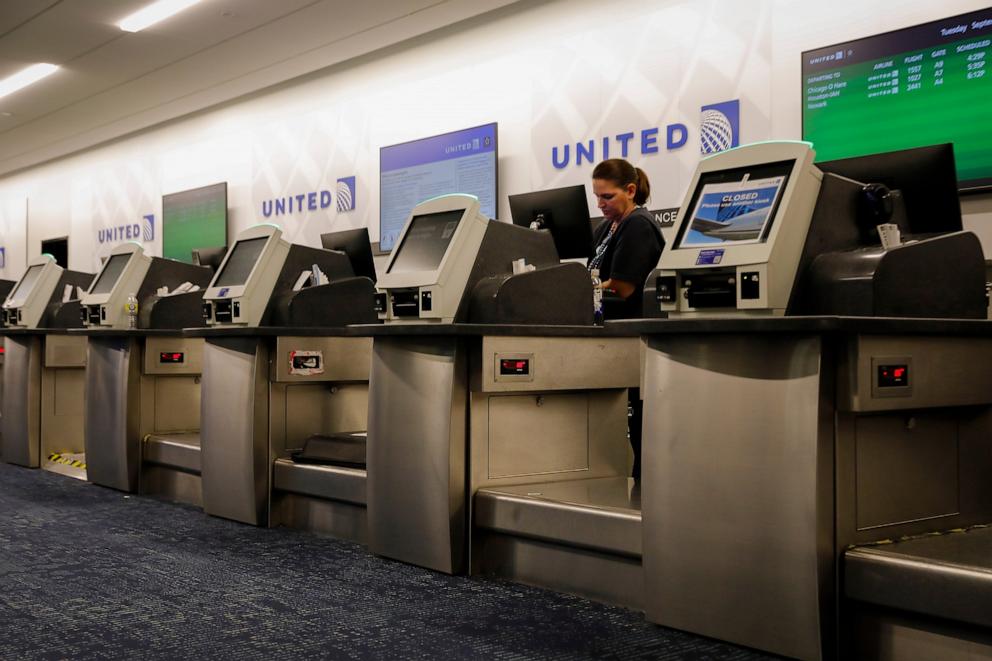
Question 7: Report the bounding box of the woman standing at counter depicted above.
[589,158,665,478]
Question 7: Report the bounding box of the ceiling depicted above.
[0,0,521,177]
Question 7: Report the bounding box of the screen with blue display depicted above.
[379,123,497,252]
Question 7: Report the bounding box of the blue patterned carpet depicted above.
[0,463,772,660]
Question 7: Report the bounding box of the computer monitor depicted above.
[817,143,962,235]
[202,224,289,325]
[192,246,228,273]
[321,228,377,283]
[657,141,823,316]
[802,7,992,192]
[379,123,497,252]
[2,256,63,328]
[163,182,228,263]
[81,242,152,327]
[377,194,491,322]
[508,185,594,259]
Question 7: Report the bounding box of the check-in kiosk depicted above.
[194,224,377,529]
[0,278,15,452]
[1,256,93,469]
[365,194,643,609]
[629,142,992,660]
[80,242,212,493]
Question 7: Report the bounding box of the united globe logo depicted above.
[700,100,740,154]
[336,176,356,212]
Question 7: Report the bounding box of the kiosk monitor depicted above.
[89,253,132,295]
[656,141,823,316]
[81,242,153,327]
[377,194,492,323]
[3,257,63,328]
[508,185,594,259]
[5,265,45,309]
[202,225,289,326]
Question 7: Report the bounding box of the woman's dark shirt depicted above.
[591,206,665,319]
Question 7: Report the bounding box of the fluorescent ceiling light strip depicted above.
[0,64,59,100]
[119,0,203,33]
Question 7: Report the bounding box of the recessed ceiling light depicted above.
[119,0,203,33]
[0,64,59,101]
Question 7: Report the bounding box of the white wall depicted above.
[0,0,988,278]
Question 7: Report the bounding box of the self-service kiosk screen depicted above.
[6,264,44,307]
[675,160,794,249]
[213,236,268,287]
[90,253,132,295]
[386,210,464,274]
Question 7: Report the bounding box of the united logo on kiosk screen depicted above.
[700,100,740,154]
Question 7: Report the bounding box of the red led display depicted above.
[499,358,530,376]
[159,352,185,364]
[878,364,909,388]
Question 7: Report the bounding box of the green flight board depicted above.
[802,8,992,190]
[163,183,227,263]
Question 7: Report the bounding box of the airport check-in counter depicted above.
[192,224,377,529]
[626,142,992,660]
[366,194,643,607]
[1,256,93,469]
[78,241,212,494]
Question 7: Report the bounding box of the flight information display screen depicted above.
[163,183,228,263]
[386,210,464,274]
[802,7,992,190]
[213,237,268,287]
[90,253,132,295]
[379,123,497,252]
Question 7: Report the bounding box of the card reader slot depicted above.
[685,272,737,309]
[214,299,233,323]
[390,290,420,317]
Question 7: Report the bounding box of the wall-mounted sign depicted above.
[551,99,741,169]
[261,175,357,218]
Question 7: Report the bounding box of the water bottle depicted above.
[125,293,138,329]
[590,269,604,324]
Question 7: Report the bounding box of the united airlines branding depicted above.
[98,219,149,244]
[444,137,489,155]
[336,176,356,213]
[700,100,740,154]
[142,214,155,241]
[262,175,357,218]
[551,99,741,168]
